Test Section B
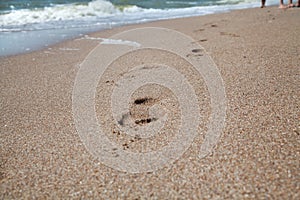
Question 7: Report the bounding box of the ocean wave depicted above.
[0,0,277,57]
[0,0,280,34]
[0,0,274,28]
[0,0,141,26]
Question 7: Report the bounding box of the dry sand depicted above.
[1,6,299,199]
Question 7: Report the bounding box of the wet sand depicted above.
[1,7,299,199]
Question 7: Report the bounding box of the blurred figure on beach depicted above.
[279,0,300,8]
[261,0,266,8]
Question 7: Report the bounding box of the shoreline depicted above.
[0,4,296,58]
[0,3,276,57]
[1,6,299,199]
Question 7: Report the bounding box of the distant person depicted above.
[279,0,299,8]
[261,0,266,8]
[279,0,286,8]
[288,0,295,7]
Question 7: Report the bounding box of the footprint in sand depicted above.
[186,49,204,58]
[220,32,240,37]
[194,28,205,32]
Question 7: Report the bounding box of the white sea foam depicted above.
[82,35,141,47]
[59,48,80,51]
[0,0,119,26]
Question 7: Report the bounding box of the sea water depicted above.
[0,0,277,56]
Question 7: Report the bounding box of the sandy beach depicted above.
[1,6,299,199]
